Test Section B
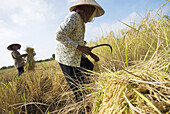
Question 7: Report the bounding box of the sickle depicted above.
[91,44,112,53]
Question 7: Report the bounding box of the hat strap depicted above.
[88,8,97,22]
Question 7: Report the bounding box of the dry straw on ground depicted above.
[94,66,170,114]
[26,47,35,71]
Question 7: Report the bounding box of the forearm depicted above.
[77,45,92,54]
[21,54,28,58]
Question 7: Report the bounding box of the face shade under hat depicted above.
[88,8,97,22]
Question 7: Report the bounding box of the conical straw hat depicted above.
[70,0,105,17]
[7,43,21,50]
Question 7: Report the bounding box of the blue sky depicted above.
[0,0,169,67]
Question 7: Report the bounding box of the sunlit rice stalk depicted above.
[163,23,169,72]
[119,20,139,32]
[155,2,168,16]
[125,34,129,70]
[123,92,142,114]
[133,89,161,114]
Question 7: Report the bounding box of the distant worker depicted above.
[55,0,105,103]
[7,44,28,76]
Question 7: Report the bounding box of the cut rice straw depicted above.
[26,47,35,71]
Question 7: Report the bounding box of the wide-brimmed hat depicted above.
[7,43,21,50]
[70,0,105,17]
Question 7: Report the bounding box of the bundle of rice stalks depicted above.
[93,68,170,114]
[26,47,35,71]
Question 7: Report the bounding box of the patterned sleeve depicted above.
[55,12,79,49]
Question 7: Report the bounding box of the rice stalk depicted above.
[125,34,129,70]
[119,20,139,32]
[155,2,168,16]
[133,89,162,114]
[123,92,142,114]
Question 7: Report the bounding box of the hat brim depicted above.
[7,44,21,50]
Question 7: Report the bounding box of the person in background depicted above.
[55,0,105,103]
[7,44,28,76]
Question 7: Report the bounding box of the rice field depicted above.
[0,3,169,114]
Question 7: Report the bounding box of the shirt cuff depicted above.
[74,42,79,49]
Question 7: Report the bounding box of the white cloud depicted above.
[67,0,77,4]
[0,20,4,25]
[0,0,48,11]
[0,0,52,26]
[0,28,21,40]
[0,20,22,41]
[10,11,45,26]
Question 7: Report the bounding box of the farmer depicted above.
[55,0,105,102]
[7,44,28,76]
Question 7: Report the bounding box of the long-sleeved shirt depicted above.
[12,50,24,68]
[55,12,85,67]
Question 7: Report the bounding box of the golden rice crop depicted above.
[93,68,170,114]
[0,61,73,114]
[26,47,35,71]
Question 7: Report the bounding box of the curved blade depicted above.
[91,44,112,53]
